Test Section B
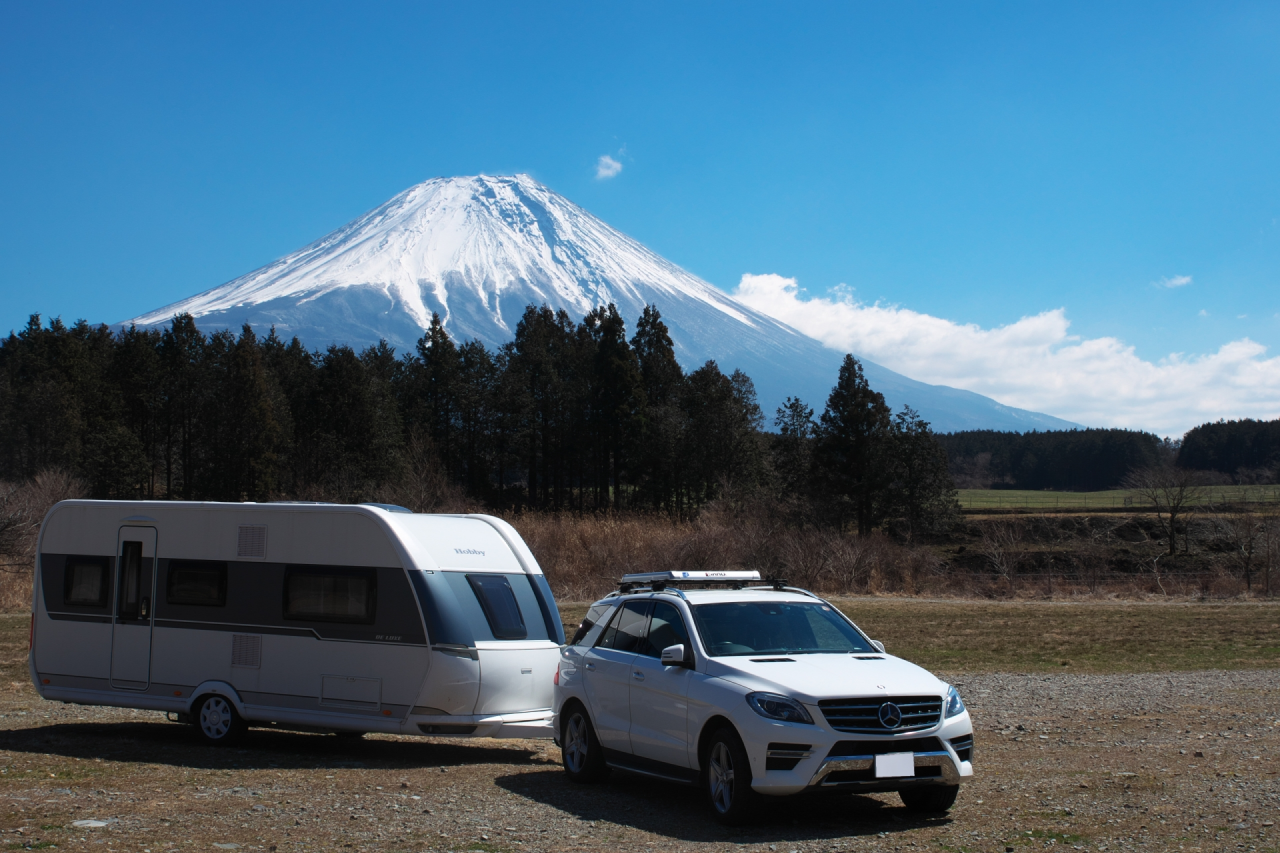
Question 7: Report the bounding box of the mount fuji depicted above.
[126,174,1076,433]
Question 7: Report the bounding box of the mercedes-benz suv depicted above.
[552,571,973,824]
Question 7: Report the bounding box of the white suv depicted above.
[552,571,973,824]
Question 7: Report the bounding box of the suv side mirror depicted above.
[661,644,690,668]
[870,640,885,654]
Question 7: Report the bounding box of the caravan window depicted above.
[166,561,227,607]
[283,566,377,624]
[63,556,109,607]
[465,574,527,640]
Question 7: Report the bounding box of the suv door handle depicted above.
[632,671,645,681]
[583,662,595,671]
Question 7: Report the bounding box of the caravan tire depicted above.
[194,694,247,746]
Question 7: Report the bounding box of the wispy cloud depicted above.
[595,155,622,180]
[1155,274,1192,288]
[733,273,1280,436]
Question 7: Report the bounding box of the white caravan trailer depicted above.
[29,500,565,745]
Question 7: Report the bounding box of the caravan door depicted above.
[110,527,156,689]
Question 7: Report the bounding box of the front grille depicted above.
[950,734,974,763]
[818,695,943,734]
[827,736,943,758]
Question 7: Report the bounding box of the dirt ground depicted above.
[2,610,1278,853]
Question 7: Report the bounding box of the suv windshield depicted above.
[692,601,874,656]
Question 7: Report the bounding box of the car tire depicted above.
[704,726,756,825]
[899,785,959,813]
[194,694,247,746]
[560,705,610,783]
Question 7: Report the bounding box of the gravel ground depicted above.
[1,668,1277,853]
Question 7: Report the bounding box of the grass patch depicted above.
[561,599,1280,675]
[958,484,1280,510]
[832,599,1280,674]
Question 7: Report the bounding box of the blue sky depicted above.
[2,2,1279,433]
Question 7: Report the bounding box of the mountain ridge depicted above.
[126,174,1079,433]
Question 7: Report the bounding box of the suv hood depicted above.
[708,653,946,703]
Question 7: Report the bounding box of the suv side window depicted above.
[637,601,690,658]
[596,600,649,653]
[571,603,615,646]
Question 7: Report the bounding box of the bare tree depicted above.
[1122,464,1207,556]
[0,470,87,609]
[1209,493,1264,592]
[979,518,1024,595]
[1259,514,1280,598]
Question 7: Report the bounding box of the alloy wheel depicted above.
[564,713,589,773]
[708,741,734,813]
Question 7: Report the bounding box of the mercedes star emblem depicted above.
[878,702,903,728]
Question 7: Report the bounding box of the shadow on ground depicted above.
[495,768,950,844]
[0,719,553,771]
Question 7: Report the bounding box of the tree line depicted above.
[0,307,958,534]
[940,419,1280,492]
[936,428,1166,491]
[1178,419,1280,483]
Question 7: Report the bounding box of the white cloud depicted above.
[595,155,622,180]
[1155,274,1193,288]
[733,273,1280,436]
[1199,309,1209,317]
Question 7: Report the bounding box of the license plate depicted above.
[874,752,915,778]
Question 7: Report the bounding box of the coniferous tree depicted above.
[773,396,816,499]
[585,304,645,509]
[631,305,686,512]
[813,354,894,534]
[887,406,959,539]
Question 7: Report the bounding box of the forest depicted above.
[1178,418,1280,482]
[0,307,956,534]
[937,428,1167,490]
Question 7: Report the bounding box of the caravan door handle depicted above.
[632,671,645,681]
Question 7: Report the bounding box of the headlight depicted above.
[746,692,814,725]
[944,685,966,719]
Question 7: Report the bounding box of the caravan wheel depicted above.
[195,694,247,745]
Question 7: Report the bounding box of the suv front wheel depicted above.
[704,727,756,825]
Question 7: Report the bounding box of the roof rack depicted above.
[616,570,798,594]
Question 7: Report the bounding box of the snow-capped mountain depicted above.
[127,174,1077,432]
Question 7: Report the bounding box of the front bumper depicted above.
[740,709,975,796]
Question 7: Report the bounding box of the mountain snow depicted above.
[127,174,1077,432]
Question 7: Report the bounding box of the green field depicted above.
[958,484,1280,511]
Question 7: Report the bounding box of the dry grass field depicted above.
[1,604,1278,853]
[558,598,1280,674]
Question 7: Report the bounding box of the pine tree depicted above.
[813,354,893,534]
[887,406,959,539]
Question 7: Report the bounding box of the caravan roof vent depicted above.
[237,525,267,559]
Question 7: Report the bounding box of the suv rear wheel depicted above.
[560,705,609,783]
[705,727,756,825]
[899,785,959,813]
